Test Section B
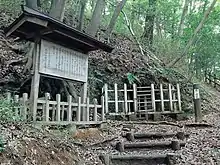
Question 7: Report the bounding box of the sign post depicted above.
[193,84,202,122]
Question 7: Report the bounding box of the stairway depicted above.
[100,131,189,165]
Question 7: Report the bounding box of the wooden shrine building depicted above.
[4,5,113,121]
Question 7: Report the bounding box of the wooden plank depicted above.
[86,98,90,121]
[37,100,102,108]
[133,84,138,112]
[177,84,182,111]
[151,84,156,111]
[172,86,177,112]
[67,95,72,121]
[34,121,104,125]
[5,17,26,37]
[56,94,61,122]
[6,92,11,101]
[44,93,50,122]
[52,104,56,121]
[168,84,173,111]
[14,95,19,117]
[81,82,88,122]
[61,105,65,121]
[77,97,81,121]
[30,41,41,121]
[21,93,28,120]
[160,84,164,112]
[101,96,105,121]
[93,99,98,122]
[104,84,109,114]
[114,83,118,113]
[124,84,128,114]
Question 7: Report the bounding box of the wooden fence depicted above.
[205,73,220,88]
[102,83,182,115]
[4,93,105,124]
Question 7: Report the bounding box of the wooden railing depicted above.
[205,73,220,88]
[102,83,182,115]
[4,93,105,124]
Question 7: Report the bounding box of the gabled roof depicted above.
[4,5,113,53]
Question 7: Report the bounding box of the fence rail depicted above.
[4,93,105,124]
[205,72,220,88]
[102,83,182,115]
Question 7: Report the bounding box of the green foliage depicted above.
[127,73,140,84]
[0,97,22,122]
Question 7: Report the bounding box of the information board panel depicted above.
[39,40,88,82]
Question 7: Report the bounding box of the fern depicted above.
[127,73,140,84]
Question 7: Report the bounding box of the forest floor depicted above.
[1,84,220,165]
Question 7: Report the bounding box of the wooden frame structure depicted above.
[205,72,220,88]
[5,92,105,124]
[102,83,182,115]
[5,6,113,123]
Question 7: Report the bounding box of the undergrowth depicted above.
[0,96,23,122]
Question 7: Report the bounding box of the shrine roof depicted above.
[4,6,113,53]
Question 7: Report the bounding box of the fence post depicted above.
[151,84,156,111]
[124,84,128,114]
[45,93,50,122]
[101,96,105,121]
[168,84,173,112]
[104,84,108,114]
[172,85,177,112]
[14,95,19,117]
[86,97,90,121]
[56,94,61,122]
[77,97,81,121]
[93,99,98,122]
[21,93,28,120]
[114,83,118,113]
[6,92,11,101]
[177,84,182,112]
[214,74,217,88]
[67,95,72,122]
[208,72,211,84]
[160,84,164,112]
[61,105,65,121]
[133,84,137,113]
[193,84,202,122]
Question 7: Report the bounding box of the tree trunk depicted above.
[25,0,38,9]
[104,0,127,39]
[86,0,106,37]
[143,0,157,46]
[71,0,81,27]
[177,0,189,37]
[77,0,88,31]
[169,0,217,67]
[49,0,66,21]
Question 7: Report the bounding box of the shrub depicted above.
[0,97,22,122]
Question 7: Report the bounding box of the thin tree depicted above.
[104,0,127,40]
[49,0,66,21]
[25,0,38,9]
[177,0,189,37]
[77,0,88,31]
[142,0,157,46]
[86,0,106,36]
[169,0,217,67]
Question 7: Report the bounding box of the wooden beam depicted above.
[6,17,27,37]
[30,39,41,121]
[27,17,48,27]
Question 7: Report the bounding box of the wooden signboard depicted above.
[39,40,88,82]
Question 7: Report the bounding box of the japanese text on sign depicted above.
[39,40,88,82]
